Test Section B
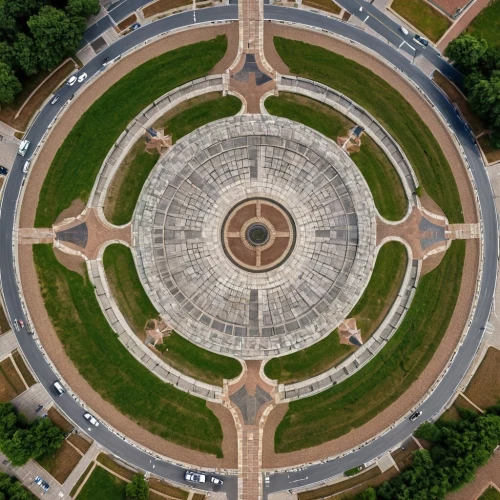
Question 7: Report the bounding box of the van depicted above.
[53,381,65,396]
[18,140,30,157]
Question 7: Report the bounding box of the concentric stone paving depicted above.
[133,115,377,359]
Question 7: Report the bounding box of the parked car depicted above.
[83,412,100,426]
[102,57,110,66]
[211,476,224,486]
[17,139,30,156]
[22,159,30,173]
[77,72,88,83]
[67,75,78,86]
[409,411,423,422]
[413,34,429,47]
[50,94,60,105]
[0,166,8,176]
[399,26,409,36]
[34,476,50,492]
[130,23,141,30]
[52,380,65,396]
[184,471,206,483]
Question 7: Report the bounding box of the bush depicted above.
[126,474,149,500]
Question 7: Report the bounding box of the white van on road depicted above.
[17,140,30,156]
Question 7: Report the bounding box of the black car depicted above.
[409,411,423,422]
[413,34,429,47]
[0,166,8,176]
[50,94,60,105]
[102,56,110,66]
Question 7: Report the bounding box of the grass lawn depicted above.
[302,0,341,15]
[35,36,228,228]
[0,301,10,334]
[104,93,241,225]
[33,244,224,456]
[70,462,94,498]
[103,244,241,384]
[274,38,463,223]
[265,94,407,221]
[391,0,451,42]
[48,407,74,434]
[464,0,500,50]
[97,454,135,480]
[0,357,26,402]
[149,478,188,499]
[274,240,465,452]
[67,434,92,454]
[480,487,500,500]
[76,465,127,500]
[12,350,36,387]
[143,0,192,17]
[265,242,407,384]
[36,440,82,484]
[464,347,500,410]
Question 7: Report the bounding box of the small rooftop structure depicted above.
[337,125,365,154]
[144,127,172,154]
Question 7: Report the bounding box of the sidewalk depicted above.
[60,441,101,497]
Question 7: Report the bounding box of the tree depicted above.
[355,488,377,500]
[470,70,500,124]
[0,63,22,105]
[0,42,16,68]
[126,473,149,500]
[66,0,101,18]
[28,6,84,70]
[13,33,38,76]
[414,421,442,443]
[446,34,489,73]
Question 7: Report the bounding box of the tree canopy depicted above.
[0,0,100,105]
[353,408,500,500]
[0,403,64,467]
[446,34,500,146]
[125,473,149,500]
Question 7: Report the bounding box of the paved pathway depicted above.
[0,331,18,359]
[11,383,52,421]
[60,441,100,497]
[224,361,276,500]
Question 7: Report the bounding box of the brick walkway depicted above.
[224,361,276,500]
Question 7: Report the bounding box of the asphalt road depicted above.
[0,5,496,499]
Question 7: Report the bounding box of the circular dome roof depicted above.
[133,115,377,359]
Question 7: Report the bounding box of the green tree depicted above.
[0,63,22,105]
[0,42,16,68]
[470,71,500,124]
[28,6,84,70]
[66,0,101,18]
[125,473,149,500]
[355,488,377,500]
[13,33,38,76]
[415,421,442,443]
[446,34,489,72]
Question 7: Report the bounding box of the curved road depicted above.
[0,5,496,499]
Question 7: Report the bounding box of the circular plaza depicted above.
[133,115,377,358]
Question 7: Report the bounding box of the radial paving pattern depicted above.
[133,115,377,358]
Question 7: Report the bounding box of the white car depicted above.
[78,72,88,83]
[399,26,409,36]
[22,160,30,173]
[184,471,206,483]
[83,412,99,426]
[211,476,224,485]
[67,75,78,86]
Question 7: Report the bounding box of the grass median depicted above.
[105,93,241,226]
[265,93,407,221]
[33,244,224,456]
[103,243,242,385]
[274,240,465,452]
[274,37,463,223]
[265,241,407,384]
[391,0,450,42]
[35,36,228,228]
